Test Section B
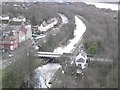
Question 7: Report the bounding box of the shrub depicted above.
[84,41,98,55]
[88,45,97,54]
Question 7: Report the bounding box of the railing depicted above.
[35,54,61,58]
[35,52,73,58]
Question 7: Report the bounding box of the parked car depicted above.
[8,52,14,58]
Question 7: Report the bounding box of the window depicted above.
[10,41,14,44]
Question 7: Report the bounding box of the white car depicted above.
[8,53,13,58]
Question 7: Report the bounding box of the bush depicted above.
[84,41,98,55]
[88,45,97,54]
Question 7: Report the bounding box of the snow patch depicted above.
[54,15,86,53]
[58,13,68,24]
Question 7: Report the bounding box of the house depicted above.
[0,23,32,50]
[31,25,39,34]
[0,16,20,51]
[0,14,10,28]
[0,14,10,21]
[25,24,32,40]
[38,18,58,33]
[19,24,27,43]
[19,22,32,43]
[75,50,88,71]
[0,28,19,51]
[12,15,26,22]
[0,15,32,50]
[2,35,19,50]
[9,16,32,43]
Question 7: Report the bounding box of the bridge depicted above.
[35,52,73,58]
[35,52,113,63]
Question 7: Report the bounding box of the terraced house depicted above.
[0,15,32,51]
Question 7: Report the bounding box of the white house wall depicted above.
[19,31,26,43]
[38,19,58,32]
[25,25,32,40]
[18,25,32,43]
[0,16,9,20]
[10,45,14,50]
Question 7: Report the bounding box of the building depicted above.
[19,24,27,43]
[0,27,19,51]
[19,23,32,43]
[10,16,32,43]
[12,15,26,22]
[25,24,32,40]
[38,18,58,33]
[75,50,88,73]
[0,14,10,31]
[0,14,17,50]
[31,26,39,34]
[0,14,10,23]
[0,15,32,50]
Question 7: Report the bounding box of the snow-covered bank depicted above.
[34,63,61,88]
[58,13,68,24]
[54,15,86,53]
[85,2,118,11]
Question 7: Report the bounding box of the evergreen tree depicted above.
[31,15,37,26]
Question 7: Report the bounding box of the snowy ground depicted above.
[57,13,68,24]
[34,63,61,88]
[54,15,86,53]
[85,2,118,11]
